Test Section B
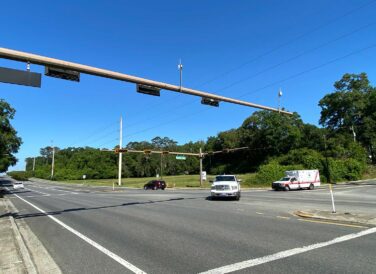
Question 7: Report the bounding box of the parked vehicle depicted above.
[144,180,166,190]
[13,182,24,190]
[210,175,241,200]
[272,170,320,191]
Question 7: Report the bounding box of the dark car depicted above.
[144,180,166,190]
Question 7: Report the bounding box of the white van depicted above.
[13,181,24,190]
[272,170,320,191]
[210,175,241,200]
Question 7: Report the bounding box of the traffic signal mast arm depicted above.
[111,146,249,157]
[0,47,292,115]
[113,148,201,157]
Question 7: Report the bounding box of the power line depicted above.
[194,0,376,89]
[124,42,376,138]
[85,129,119,146]
[66,120,118,148]
[214,22,376,94]
[123,7,376,130]
[97,137,119,148]
[238,42,376,99]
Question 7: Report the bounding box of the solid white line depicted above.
[10,192,147,274]
[199,227,376,274]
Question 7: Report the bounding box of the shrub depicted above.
[7,171,30,181]
[324,158,366,183]
[255,161,304,185]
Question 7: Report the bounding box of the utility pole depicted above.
[178,59,183,92]
[160,154,163,179]
[51,146,55,179]
[118,116,123,186]
[199,147,203,187]
[32,157,36,175]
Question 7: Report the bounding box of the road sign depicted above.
[201,97,219,107]
[137,84,160,96]
[45,66,80,82]
[0,66,41,87]
[175,155,186,160]
[201,171,207,181]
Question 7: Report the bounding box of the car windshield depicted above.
[215,176,236,181]
[280,177,291,181]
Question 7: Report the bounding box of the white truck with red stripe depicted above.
[272,170,320,191]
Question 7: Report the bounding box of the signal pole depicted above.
[118,116,123,186]
[51,146,55,179]
[199,147,203,187]
[32,157,36,174]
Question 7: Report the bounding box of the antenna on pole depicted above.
[178,58,183,92]
[278,88,283,113]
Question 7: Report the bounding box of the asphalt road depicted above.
[2,177,376,274]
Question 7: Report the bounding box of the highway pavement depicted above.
[1,177,375,274]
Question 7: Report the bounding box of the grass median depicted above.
[55,173,270,189]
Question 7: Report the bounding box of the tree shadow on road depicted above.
[9,196,202,220]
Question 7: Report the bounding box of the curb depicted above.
[9,213,38,274]
[5,196,63,274]
[294,210,375,227]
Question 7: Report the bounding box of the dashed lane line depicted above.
[199,226,376,273]
[8,190,147,274]
[276,216,290,219]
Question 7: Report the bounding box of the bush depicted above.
[324,158,366,183]
[7,171,30,181]
[255,161,304,185]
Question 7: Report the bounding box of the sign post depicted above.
[329,184,336,213]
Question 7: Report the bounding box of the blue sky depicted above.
[1,0,376,171]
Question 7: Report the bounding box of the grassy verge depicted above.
[57,173,270,189]
[362,165,376,180]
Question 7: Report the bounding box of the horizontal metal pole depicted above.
[106,146,249,157]
[107,148,201,156]
[0,47,293,115]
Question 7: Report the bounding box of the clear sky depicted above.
[1,0,376,171]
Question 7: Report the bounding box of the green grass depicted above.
[362,165,376,180]
[60,173,270,189]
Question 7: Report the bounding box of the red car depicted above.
[144,180,166,190]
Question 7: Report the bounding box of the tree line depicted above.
[5,73,376,183]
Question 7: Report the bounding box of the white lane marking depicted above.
[24,195,50,198]
[10,192,147,274]
[199,227,376,274]
[27,183,79,194]
[24,187,50,196]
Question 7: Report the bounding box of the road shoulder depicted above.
[1,194,62,274]
[295,209,376,227]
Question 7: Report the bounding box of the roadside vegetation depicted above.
[5,73,376,186]
[33,173,260,189]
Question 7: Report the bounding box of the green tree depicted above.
[319,73,376,163]
[0,99,22,172]
[239,110,303,168]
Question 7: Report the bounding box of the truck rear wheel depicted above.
[309,184,314,190]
